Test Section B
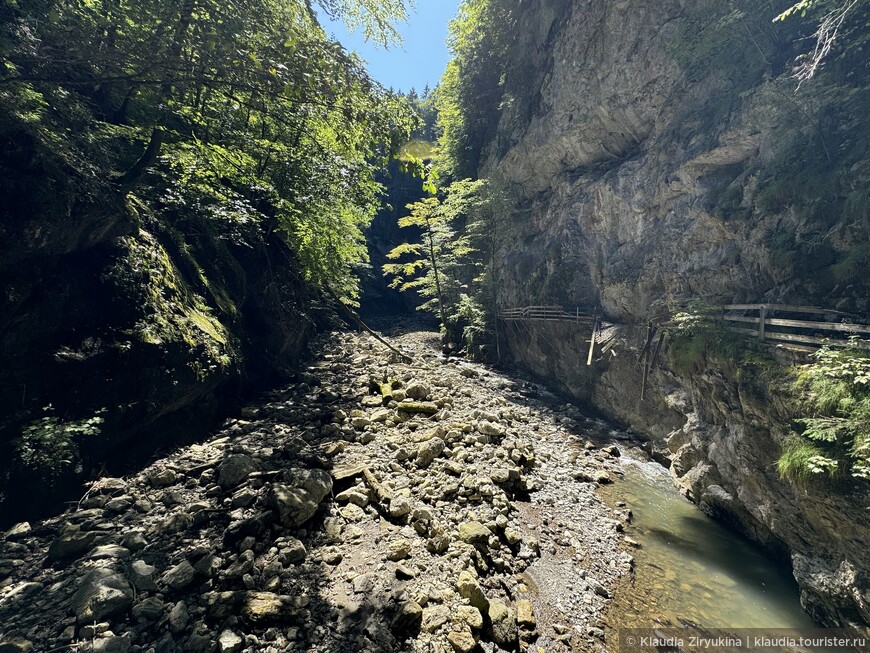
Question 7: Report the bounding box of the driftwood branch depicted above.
[323,286,413,363]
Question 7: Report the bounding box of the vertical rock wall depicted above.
[483,0,870,632]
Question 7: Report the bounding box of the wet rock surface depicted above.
[0,328,629,652]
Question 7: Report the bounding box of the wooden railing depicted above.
[499,303,870,354]
[498,305,596,323]
[717,304,870,351]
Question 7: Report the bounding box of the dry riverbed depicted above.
[0,328,633,653]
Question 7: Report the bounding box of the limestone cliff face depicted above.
[482,0,870,633]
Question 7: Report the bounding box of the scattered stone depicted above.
[595,471,612,484]
[279,538,307,565]
[416,437,445,468]
[47,526,95,562]
[447,629,476,653]
[458,521,490,546]
[340,504,366,521]
[225,550,255,579]
[120,531,147,551]
[149,468,178,487]
[71,568,134,622]
[455,605,483,630]
[321,546,343,565]
[131,597,165,621]
[456,571,488,612]
[168,601,190,633]
[352,573,377,594]
[588,577,610,598]
[421,605,450,632]
[218,455,258,489]
[88,545,130,561]
[267,469,332,528]
[206,591,307,625]
[487,599,517,648]
[389,496,412,519]
[517,599,535,628]
[218,629,244,653]
[477,420,505,437]
[386,539,412,562]
[91,636,131,653]
[405,381,431,400]
[129,560,158,590]
[391,598,423,632]
[0,639,33,653]
[4,523,31,541]
[162,559,197,590]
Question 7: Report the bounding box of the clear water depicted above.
[605,453,817,630]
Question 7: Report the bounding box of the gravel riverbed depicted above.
[0,327,634,653]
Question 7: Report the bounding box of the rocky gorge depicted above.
[475,0,870,637]
[0,327,632,653]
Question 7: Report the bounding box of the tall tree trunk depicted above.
[424,215,448,334]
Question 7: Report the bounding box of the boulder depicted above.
[267,469,332,528]
[218,630,244,653]
[487,599,517,648]
[217,455,258,490]
[162,559,196,590]
[458,522,491,546]
[47,526,96,562]
[71,568,134,622]
[456,571,488,612]
[415,437,445,469]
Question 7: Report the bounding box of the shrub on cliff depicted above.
[780,343,870,483]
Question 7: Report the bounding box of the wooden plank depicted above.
[776,343,819,354]
[721,315,870,334]
[722,304,853,317]
[641,360,649,401]
[650,331,666,368]
[587,319,598,366]
[766,317,870,335]
[721,315,762,324]
[638,323,655,364]
[725,327,870,349]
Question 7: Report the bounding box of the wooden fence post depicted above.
[587,318,598,366]
[758,305,767,342]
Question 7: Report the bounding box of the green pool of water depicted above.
[606,453,816,630]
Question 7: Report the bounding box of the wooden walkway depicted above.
[498,302,870,401]
[497,305,620,366]
[499,303,870,352]
[498,306,596,323]
[656,304,870,352]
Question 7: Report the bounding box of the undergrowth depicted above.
[667,302,744,375]
[779,343,870,485]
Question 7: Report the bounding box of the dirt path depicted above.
[0,327,632,653]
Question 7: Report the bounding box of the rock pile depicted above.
[0,328,630,652]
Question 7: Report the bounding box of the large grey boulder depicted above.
[267,469,332,528]
[71,568,134,622]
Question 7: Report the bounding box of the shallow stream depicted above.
[603,452,816,630]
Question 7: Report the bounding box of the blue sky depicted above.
[318,0,463,93]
